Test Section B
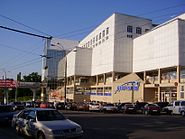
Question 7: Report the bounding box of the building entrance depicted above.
[160,87,177,102]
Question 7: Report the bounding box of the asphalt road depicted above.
[1,111,185,139]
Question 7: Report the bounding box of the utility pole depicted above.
[64,54,67,104]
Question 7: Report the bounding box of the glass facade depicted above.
[46,49,65,89]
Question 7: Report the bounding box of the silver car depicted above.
[12,108,83,139]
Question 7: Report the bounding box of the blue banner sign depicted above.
[116,81,140,91]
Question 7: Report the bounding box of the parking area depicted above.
[1,110,185,139]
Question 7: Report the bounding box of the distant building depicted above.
[42,38,78,93]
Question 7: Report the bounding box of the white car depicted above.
[12,108,83,139]
[102,103,117,113]
[89,103,102,111]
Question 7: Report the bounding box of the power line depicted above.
[0,14,52,37]
[0,25,52,39]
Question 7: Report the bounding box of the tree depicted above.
[17,72,41,101]
[22,72,41,82]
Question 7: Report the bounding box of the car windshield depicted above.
[37,110,66,121]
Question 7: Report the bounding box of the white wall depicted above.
[91,14,115,75]
[133,20,179,72]
[179,19,185,66]
[67,47,92,77]
[114,14,152,73]
[75,47,92,76]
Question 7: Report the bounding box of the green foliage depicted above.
[22,72,41,82]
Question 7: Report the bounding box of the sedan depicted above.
[143,104,161,115]
[12,108,83,139]
[102,103,117,113]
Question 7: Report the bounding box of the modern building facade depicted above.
[132,14,185,103]
[42,38,78,101]
[58,13,154,103]
[53,12,185,103]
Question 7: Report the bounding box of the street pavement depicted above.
[1,110,185,139]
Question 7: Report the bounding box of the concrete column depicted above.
[158,68,161,84]
[177,66,180,83]
[104,73,106,85]
[31,89,36,102]
[112,72,115,82]
[96,75,98,85]
[144,71,146,83]
[158,87,161,102]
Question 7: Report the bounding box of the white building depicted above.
[55,12,185,103]
[61,13,154,102]
[133,13,185,102]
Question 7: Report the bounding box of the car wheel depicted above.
[181,111,185,117]
[37,132,45,139]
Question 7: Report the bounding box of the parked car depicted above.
[102,103,117,113]
[162,103,173,114]
[143,104,161,115]
[0,105,18,125]
[65,102,77,111]
[155,102,169,110]
[76,102,89,111]
[89,103,102,112]
[9,102,25,110]
[33,101,41,108]
[116,102,131,113]
[171,100,185,116]
[12,108,83,139]
[123,104,136,114]
[134,102,148,113]
[55,102,65,110]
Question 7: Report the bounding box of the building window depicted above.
[96,35,98,42]
[102,30,105,37]
[136,27,142,34]
[99,33,101,40]
[145,29,149,32]
[106,27,109,35]
[181,86,184,91]
[181,92,184,99]
[93,37,95,44]
[127,25,133,33]
[127,34,133,38]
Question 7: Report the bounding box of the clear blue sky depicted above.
[0,0,185,79]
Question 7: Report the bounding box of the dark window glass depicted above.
[136,27,142,34]
[127,26,133,33]
[106,27,109,35]
[175,102,180,106]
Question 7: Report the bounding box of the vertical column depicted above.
[158,87,161,102]
[158,68,161,84]
[177,66,180,100]
[177,66,180,83]
[96,75,98,85]
[112,72,115,82]
[144,71,146,83]
[32,89,36,102]
[104,73,106,85]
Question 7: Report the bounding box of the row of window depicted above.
[127,26,142,34]
[127,25,150,34]
[82,27,109,48]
